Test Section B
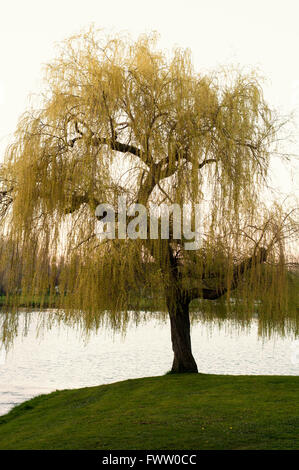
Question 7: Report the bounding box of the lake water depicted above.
[0,311,298,416]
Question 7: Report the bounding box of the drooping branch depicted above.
[186,247,268,301]
[198,158,216,169]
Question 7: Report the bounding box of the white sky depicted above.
[0,0,298,200]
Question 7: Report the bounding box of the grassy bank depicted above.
[0,374,298,450]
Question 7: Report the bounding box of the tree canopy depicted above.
[0,29,298,371]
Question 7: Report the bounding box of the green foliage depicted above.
[0,27,298,346]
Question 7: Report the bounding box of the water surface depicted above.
[0,312,298,416]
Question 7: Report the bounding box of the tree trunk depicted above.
[167,295,198,373]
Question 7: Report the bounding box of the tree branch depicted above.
[186,247,268,301]
[198,158,216,169]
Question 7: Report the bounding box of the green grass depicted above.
[0,374,298,450]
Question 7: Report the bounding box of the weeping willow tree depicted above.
[0,29,298,372]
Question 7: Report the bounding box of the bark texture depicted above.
[166,292,198,373]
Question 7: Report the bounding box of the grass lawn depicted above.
[0,374,298,450]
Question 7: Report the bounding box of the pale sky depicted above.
[0,0,298,200]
